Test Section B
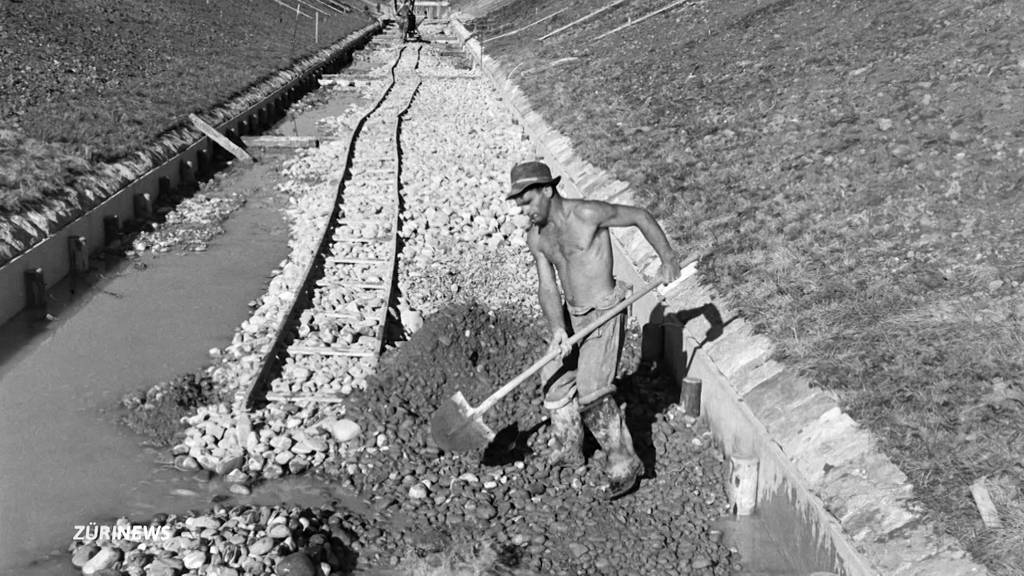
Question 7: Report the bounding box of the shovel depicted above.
[430,256,700,453]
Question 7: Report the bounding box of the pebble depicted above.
[71,544,98,567]
[229,483,251,496]
[174,455,200,471]
[182,550,207,570]
[268,523,292,539]
[275,552,317,576]
[249,536,275,556]
[408,483,429,499]
[326,418,362,443]
[81,547,120,575]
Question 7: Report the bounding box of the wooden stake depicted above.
[971,477,1003,528]
[484,7,567,43]
[270,0,313,18]
[188,114,254,163]
[315,12,319,42]
[594,0,689,40]
[537,0,629,42]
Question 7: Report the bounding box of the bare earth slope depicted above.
[466,0,1024,573]
[0,0,371,215]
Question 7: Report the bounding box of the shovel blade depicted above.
[430,391,495,453]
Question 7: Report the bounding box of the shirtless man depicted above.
[507,161,681,499]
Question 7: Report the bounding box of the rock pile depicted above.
[70,505,367,576]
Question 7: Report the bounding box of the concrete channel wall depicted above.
[450,18,989,576]
[0,22,382,328]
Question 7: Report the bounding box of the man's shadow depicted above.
[613,302,734,479]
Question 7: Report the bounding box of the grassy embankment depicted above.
[469,0,1024,573]
[0,0,372,215]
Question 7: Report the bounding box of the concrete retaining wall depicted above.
[0,22,382,328]
[451,18,988,576]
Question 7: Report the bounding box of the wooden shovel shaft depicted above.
[472,254,699,416]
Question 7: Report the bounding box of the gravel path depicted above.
[80,25,739,576]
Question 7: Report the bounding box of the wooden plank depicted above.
[484,8,567,43]
[288,345,375,357]
[594,0,690,40]
[333,236,386,244]
[538,0,630,42]
[971,477,1003,528]
[318,280,387,289]
[337,218,390,226]
[189,114,254,163]
[266,393,346,403]
[242,135,320,149]
[328,257,387,264]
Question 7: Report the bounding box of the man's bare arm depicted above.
[575,201,680,280]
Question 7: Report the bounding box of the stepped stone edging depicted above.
[451,17,987,576]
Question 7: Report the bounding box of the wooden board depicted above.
[189,114,254,163]
[242,135,320,149]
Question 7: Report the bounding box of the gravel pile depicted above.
[131,187,247,255]
[69,504,368,576]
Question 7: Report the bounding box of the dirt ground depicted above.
[323,302,737,575]
[0,0,371,215]
[467,0,1024,573]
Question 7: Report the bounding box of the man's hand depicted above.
[657,257,682,285]
[547,327,572,359]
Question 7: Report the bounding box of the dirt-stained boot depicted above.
[545,400,584,469]
[582,396,644,499]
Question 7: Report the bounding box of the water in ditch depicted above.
[0,157,349,576]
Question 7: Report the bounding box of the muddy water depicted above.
[0,157,352,574]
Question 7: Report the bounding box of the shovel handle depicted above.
[472,254,700,416]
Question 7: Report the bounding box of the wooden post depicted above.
[316,12,319,43]
[681,376,702,417]
[134,192,153,220]
[103,215,121,246]
[24,268,46,310]
[158,176,171,201]
[180,159,196,187]
[68,236,87,276]
[731,456,759,516]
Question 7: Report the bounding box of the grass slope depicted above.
[469,0,1024,573]
[0,0,372,214]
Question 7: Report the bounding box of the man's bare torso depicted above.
[532,199,616,308]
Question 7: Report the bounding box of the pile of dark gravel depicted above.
[120,372,222,446]
[317,302,739,575]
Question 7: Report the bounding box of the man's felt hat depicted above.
[508,161,561,199]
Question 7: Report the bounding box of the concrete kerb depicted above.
[450,17,988,576]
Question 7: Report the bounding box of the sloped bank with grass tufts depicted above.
[458,0,1024,573]
[0,0,376,263]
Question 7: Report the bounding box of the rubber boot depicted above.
[545,400,584,469]
[582,396,643,499]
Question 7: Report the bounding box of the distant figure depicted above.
[394,0,419,41]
